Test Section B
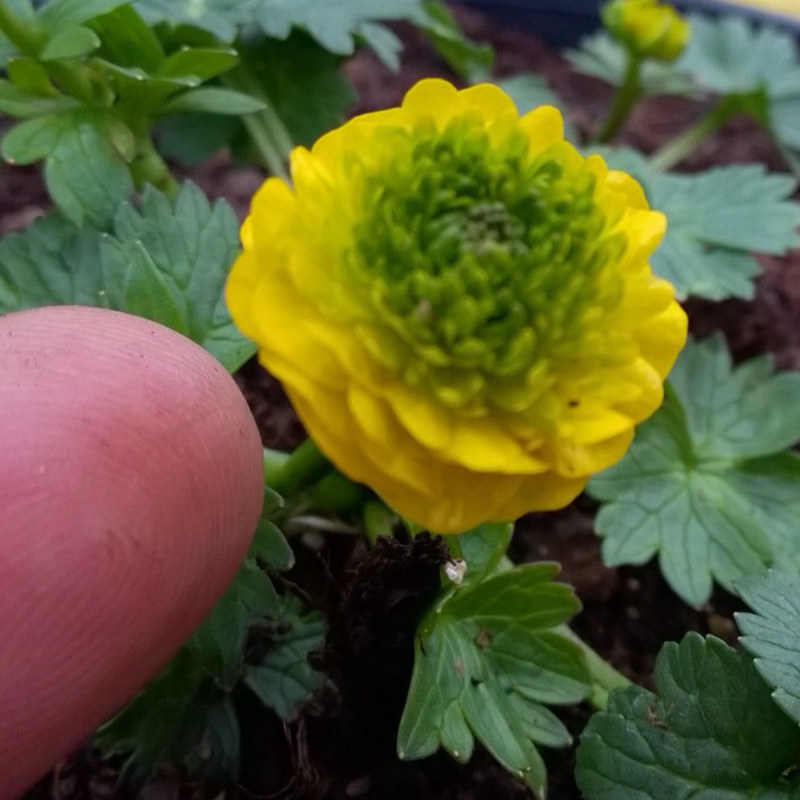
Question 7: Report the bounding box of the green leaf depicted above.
[589,336,800,605]
[43,110,135,227]
[104,237,187,331]
[37,0,130,31]
[133,0,423,67]
[159,46,238,81]
[398,563,590,800]
[1,114,62,163]
[253,0,418,66]
[455,522,513,586]
[0,213,105,312]
[0,182,256,371]
[161,86,265,115]
[234,32,356,149]
[566,30,694,96]
[737,570,800,726]
[95,59,199,116]
[94,648,238,787]
[413,1,493,81]
[88,3,164,72]
[681,14,800,98]
[679,14,800,156]
[0,80,75,117]
[133,0,259,43]
[39,24,100,60]
[575,633,800,799]
[189,559,278,690]
[244,595,328,719]
[249,518,294,571]
[2,112,136,228]
[154,112,239,165]
[596,147,800,301]
[100,181,256,371]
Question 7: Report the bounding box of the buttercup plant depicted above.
[1,0,800,797]
[226,78,687,534]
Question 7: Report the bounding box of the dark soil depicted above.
[15,4,800,800]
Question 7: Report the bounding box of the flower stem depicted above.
[596,53,642,144]
[648,97,738,172]
[559,626,631,711]
[267,438,335,499]
[223,58,294,182]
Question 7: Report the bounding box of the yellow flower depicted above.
[227,79,687,533]
[602,0,690,62]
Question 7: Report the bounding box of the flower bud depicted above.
[602,0,690,62]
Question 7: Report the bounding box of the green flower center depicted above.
[340,117,628,413]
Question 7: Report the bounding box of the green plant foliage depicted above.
[566,30,694,96]
[414,1,493,81]
[0,182,256,371]
[737,570,800,726]
[575,632,800,799]
[398,554,590,800]
[96,485,306,786]
[589,335,800,605]
[0,213,104,308]
[680,14,800,153]
[2,109,134,227]
[233,32,355,149]
[0,0,264,208]
[95,650,240,787]
[596,147,800,300]
[133,0,422,68]
[156,30,356,166]
[188,561,278,691]
[243,595,328,719]
[100,182,256,370]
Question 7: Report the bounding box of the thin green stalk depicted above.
[559,626,631,711]
[223,61,294,182]
[648,97,738,172]
[596,53,642,144]
[267,437,335,499]
[262,447,290,488]
[0,0,44,57]
[240,110,292,182]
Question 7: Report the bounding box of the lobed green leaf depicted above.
[243,595,328,719]
[589,335,800,605]
[596,147,800,301]
[679,14,800,155]
[0,182,256,372]
[398,560,589,799]
[576,633,800,799]
[94,649,239,787]
[737,570,800,726]
[133,0,423,67]
[188,560,278,690]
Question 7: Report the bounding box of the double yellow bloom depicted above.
[227,79,687,533]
